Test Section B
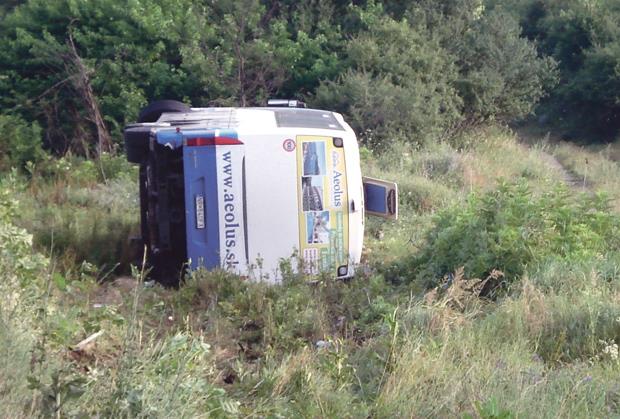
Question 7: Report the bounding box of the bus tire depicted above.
[137,100,190,123]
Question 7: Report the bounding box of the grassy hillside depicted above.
[3,126,620,417]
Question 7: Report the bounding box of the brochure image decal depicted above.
[302,141,326,175]
[302,176,324,211]
[306,211,330,244]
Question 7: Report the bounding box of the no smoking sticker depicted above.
[283,139,296,152]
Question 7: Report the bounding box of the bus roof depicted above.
[157,107,345,131]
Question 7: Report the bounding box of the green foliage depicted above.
[5,127,620,416]
[0,174,48,281]
[86,333,239,418]
[408,0,558,125]
[0,173,52,418]
[313,4,461,148]
[4,3,620,417]
[177,268,396,353]
[13,155,139,274]
[0,0,204,151]
[409,181,620,287]
[449,9,558,122]
[0,113,45,171]
[0,0,348,153]
[494,0,620,139]
[0,0,557,154]
[466,398,516,419]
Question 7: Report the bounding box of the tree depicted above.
[313,2,462,148]
[492,0,620,140]
[0,0,201,154]
[449,9,558,123]
[0,0,565,155]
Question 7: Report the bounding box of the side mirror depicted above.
[363,177,398,220]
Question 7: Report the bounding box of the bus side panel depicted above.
[240,133,300,281]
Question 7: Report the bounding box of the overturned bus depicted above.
[124,99,397,285]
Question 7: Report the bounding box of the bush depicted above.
[0,114,45,171]
[407,181,620,287]
[0,175,48,282]
[498,0,620,140]
[0,175,50,417]
[0,1,560,153]
[77,333,239,417]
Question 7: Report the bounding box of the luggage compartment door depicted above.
[363,177,398,220]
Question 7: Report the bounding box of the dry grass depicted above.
[376,271,620,418]
[460,127,564,192]
[587,141,620,162]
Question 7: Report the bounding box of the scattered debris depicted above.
[73,330,105,353]
[315,340,331,350]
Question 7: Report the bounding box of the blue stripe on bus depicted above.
[183,145,220,270]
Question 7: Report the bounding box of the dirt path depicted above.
[536,150,590,191]
[514,125,591,192]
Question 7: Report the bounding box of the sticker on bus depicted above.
[216,146,247,272]
[297,136,349,274]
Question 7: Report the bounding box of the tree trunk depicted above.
[65,33,113,155]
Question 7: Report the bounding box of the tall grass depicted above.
[14,154,139,274]
[3,126,620,417]
[378,268,620,417]
[552,142,620,210]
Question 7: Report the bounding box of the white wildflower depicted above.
[601,340,619,361]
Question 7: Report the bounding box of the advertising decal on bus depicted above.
[296,135,349,274]
[216,145,247,272]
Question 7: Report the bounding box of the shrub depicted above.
[407,181,620,287]
[0,114,45,171]
[0,176,50,417]
[35,153,137,185]
[502,0,620,140]
[0,175,48,282]
[76,332,239,417]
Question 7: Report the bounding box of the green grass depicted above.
[3,126,620,417]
